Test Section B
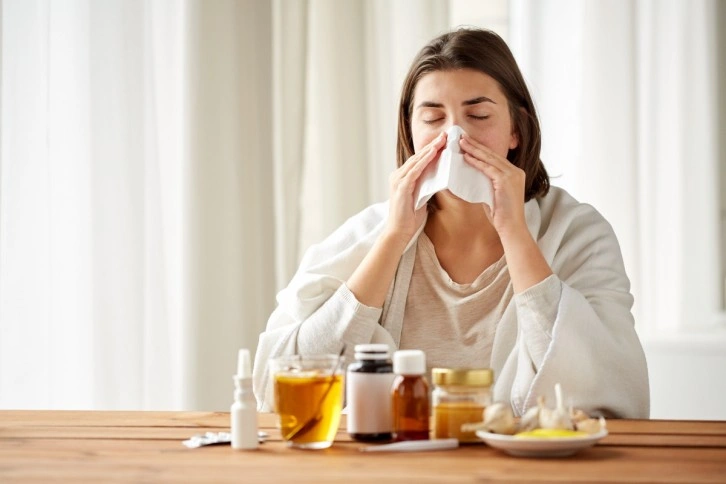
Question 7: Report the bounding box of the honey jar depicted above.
[432,368,493,442]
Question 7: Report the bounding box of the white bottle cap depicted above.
[393,350,426,375]
[236,349,251,379]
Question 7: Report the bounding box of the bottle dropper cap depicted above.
[236,349,251,379]
[354,343,391,360]
[393,350,426,375]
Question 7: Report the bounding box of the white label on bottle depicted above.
[346,371,395,434]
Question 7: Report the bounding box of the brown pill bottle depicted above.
[391,349,430,441]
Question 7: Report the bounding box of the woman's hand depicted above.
[346,132,447,308]
[383,131,447,246]
[459,134,527,239]
[460,133,553,292]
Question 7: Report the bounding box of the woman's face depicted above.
[410,68,518,156]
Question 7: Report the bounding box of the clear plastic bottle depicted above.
[391,350,430,441]
[431,368,492,442]
[347,344,395,442]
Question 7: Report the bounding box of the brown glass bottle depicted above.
[391,350,430,441]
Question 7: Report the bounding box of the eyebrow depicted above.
[416,96,496,109]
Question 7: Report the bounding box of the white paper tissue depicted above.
[414,125,493,210]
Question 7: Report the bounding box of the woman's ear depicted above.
[509,106,527,150]
[509,130,519,150]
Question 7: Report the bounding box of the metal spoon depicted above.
[284,345,346,442]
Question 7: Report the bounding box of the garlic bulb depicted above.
[538,383,573,430]
[520,396,545,432]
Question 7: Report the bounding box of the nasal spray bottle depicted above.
[231,349,258,450]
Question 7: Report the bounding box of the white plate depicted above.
[475,429,608,457]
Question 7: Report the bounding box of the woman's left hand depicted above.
[459,134,528,239]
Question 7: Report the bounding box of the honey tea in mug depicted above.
[272,355,344,449]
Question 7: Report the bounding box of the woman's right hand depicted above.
[346,131,447,308]
[383,131,447,246]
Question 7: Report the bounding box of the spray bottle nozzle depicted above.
[236,349,252,379]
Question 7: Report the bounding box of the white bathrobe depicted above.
[253,186,650,418]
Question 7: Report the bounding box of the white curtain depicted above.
[278,0,451,275]
[0,0,458,410]
[0,0,275,410]
[182,0,275,410]
[509,0,721,335]
[9,0,714,413]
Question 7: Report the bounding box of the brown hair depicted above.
[396,28,549,201]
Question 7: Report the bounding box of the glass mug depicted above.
[270,354,345,449]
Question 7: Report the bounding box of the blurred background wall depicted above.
[1,0,724,419]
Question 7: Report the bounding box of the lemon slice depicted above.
[514,428,588,439]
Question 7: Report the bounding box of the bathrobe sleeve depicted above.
[252,202,397,411]
[506,190,650,418]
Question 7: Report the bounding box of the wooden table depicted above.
[1,411,725,483]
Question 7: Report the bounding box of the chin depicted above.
[438,190,475,205]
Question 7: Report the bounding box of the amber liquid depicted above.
[274,372,343,446]
[433,402,485,442]
[391,375,430,441]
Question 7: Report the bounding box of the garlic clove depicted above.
[570,407,589,424]
[519,399,543,432]
[483,402,517,435]
[460,421,489,432]
[461,402,516,435]
[575,418,600,434]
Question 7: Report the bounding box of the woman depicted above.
[253,28,649,418]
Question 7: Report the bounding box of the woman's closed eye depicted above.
[421,114,490,123]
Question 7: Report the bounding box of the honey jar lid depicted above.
[432,368,493,387]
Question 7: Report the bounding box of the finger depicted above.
[390,145,436,190]
[396,145,435,181]
[402,143,442,187]
[459,135,511,172]
[463,152,504,177]
[427,131,448,150]
[481,201,493,220]
[464,152,526,195]
[399,132,447,176]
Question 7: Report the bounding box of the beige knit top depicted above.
[400,232,512,370]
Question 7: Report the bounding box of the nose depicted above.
[441,117,465,140]
[443,115,463,133]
